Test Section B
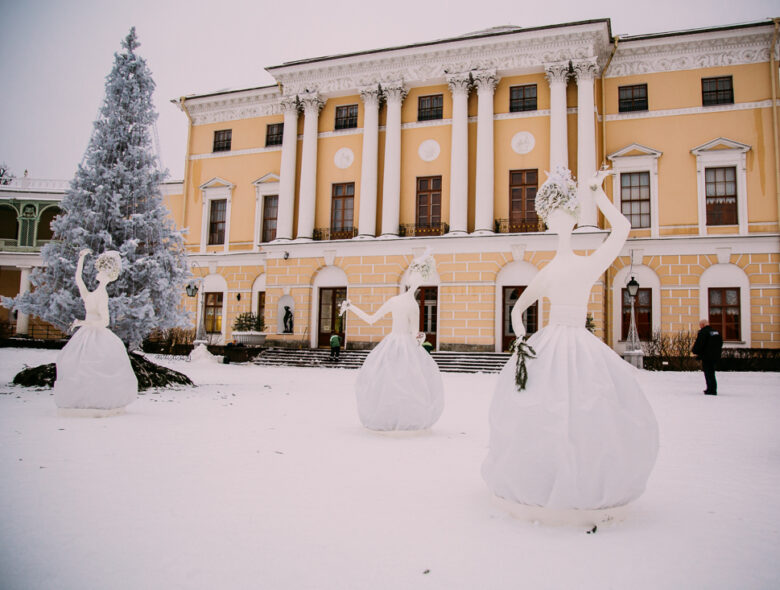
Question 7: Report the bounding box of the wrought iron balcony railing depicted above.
[494,218,545,234]
[399,222,449,237]
[312,227,358,241]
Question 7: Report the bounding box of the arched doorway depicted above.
[494,260,541,352]
[311,265,348,349]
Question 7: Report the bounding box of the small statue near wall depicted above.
[283,306,293,333]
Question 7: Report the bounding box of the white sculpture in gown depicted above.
[53,249,138,415]
[340,253,444,431]
[482,168,659,512]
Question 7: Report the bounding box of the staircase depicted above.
[253,347,511,374]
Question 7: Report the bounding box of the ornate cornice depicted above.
[606,26,776,78]
[268,22,610,95]
[183,87,282,126]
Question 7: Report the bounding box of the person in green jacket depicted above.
[329,333,341,360]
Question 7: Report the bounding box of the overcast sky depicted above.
[0,0,776,181]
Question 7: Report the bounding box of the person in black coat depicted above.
[692,319,723,395]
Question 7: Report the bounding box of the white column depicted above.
[275,96,299,241]
[447,73,471,235]
[545,62,570,171]
[297,91,325,240]
[380,82,407,237]
[357,86,381,238]
[473,70,499,234]
[574,59,600,227]
[16,266,31,335]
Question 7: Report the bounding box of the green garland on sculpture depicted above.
[510,335,537,391]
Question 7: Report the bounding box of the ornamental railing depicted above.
[312,227,358,241]
[494,218,545,234]
[399,222,449,237]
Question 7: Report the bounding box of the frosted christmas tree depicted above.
[3,27,190,350]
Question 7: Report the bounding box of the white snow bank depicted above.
[0,348,778,589]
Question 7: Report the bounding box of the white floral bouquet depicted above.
[408,251,436,280]
[95,251,122,282]
[535,166,580,222]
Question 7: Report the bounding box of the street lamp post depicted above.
[186,261,207,345]
[623,275,644,369]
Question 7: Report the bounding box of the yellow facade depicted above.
[168,19,779,352]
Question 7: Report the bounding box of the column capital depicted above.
[359,85,382,106]
[472,69,499,93]
[446,72,472,96]
[381,82,407,103]
[544,61,571,85]
[299,91,325,113]
[280,95,299,114]
[572,59,600,82]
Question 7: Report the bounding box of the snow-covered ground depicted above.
[1,348,778,590]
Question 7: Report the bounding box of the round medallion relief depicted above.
[418,139,440,162]
[334,147,354,169]
[511,131,536,155]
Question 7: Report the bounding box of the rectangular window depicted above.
[621,288,652,341]
[620,172,651,229]
[416,176,442,229]
[212,129,232,152]
[618,84,648,112]
[709,287,740,341]
[261,194,278,243]
[509,84,537,112]
[509,169,539,231]
[705,166,737,226]
[702,76,733,106]
[335,105,358,130]
[257,291,266,324]
[208,199,227,245]
[418,95,443,121]
[330,183,355,237]
[204,292,223,333]
[265,123,283,147]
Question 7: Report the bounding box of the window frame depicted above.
[620,171,652,229]
[415,176,442,228]
[265,123,283,147]
[608,144,661,238]
[621,287,652,341]
[334,104,358,130]
[252,174,280,250]
[691,139,750,236]
[618,83,648,113]
[509,84,537,113]
[212,129,232,152]
[207,199,227,245]
[203,292,224,334]
[704,166,738,226]
[708,287,741,341]
[508,169,539,231]
[417,94,443,121]
[199,178,234,253]
[698,262,751,347]
[702,76,734,106]
[330,182,355,235]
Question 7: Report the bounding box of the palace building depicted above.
[3,18,778,353]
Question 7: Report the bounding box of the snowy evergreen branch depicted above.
[510,336,537,391]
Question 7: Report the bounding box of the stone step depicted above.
[253,347,511,374]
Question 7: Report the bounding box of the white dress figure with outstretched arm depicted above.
[341,253,444,431]
[53,249,138,414]
[482,168,659,510]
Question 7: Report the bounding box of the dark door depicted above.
[502,286,538,351]
[415,286,438,348]
[318,287,347,347]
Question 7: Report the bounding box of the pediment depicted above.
[252,173,280,186]
[199,177,235,190]
[608,143,662,160]
[691,137,751,155]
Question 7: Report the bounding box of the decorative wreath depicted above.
[95,250,122,282]
[535,166,580,223]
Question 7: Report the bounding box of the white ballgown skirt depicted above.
[53,326,138,410]
[482,313,659,510]
[355,332,444,431]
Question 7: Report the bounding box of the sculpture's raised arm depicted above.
[340,298,394,325]
[75,248,92,301]
[584,169,630,275]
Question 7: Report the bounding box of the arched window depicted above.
[37,206,61,242]
[0,205,18,243]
